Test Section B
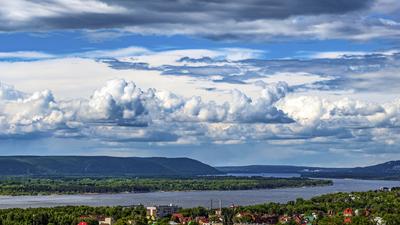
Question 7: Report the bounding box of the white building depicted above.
[373,217,386,225]
[147,204,180,219]
[98,217,114,225]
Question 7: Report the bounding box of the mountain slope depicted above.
[0,156,221,176]
[217,161,400,180]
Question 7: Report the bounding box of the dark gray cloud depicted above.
[105,0,372,21]
[0,0,383,40]
[100,50,400,95]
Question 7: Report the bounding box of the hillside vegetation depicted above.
[218,160,400,180]
[0,156,221,176]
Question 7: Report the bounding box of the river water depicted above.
[0,176,399,209]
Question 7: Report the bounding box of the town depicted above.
[75,187,397,225]
[76,203,386,225]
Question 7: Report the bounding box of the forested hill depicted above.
[0,156,221,176]
[217,160,400,180]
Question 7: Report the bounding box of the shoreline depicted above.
[0,181,333,197]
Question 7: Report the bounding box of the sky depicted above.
[0,0,400,167]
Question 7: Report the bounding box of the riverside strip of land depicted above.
[0,176,332,196]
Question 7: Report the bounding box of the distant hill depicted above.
[0,156,221,177]
[217,161,400,180]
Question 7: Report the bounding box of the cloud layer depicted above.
[1,0,399,41]
[0,46,399,164]
[0,79,291,140]
[1,78,399,156]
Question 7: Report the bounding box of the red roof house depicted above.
[181,217,193,225]
[171,213,184,221]
[343,208,353,217]
[344,217,352,224]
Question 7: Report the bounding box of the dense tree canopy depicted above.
[0,177,332,195]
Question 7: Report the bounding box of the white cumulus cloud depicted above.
[0,79,399,154]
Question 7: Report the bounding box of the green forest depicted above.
[0,205,147,225]
[0,177,331,195]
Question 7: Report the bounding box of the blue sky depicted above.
[0,0,400,167]
[0,31,396,59]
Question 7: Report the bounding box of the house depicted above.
[265,215,279,224]
[181,217,193,225]
[256,214,278,224]
[380,187,391,192]
[229,204,239,209]
[278,215,290,224]
[292,215,303,224]
[171,213,184,222]
[303,215,316,225]
[147,204,180,219]
[147,206,158,220]
[344,217,352,224]
[235,212,254,222]
[171,213,192,224]
[213,209,223,222]
[79,215,113,225]
[364,209,372,217]
[98,217,114,225]
[215,209,222,217]
[196,216,210,225]
[343,208,353,217]
[373,217,386,225]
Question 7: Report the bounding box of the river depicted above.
[0,176,399,209]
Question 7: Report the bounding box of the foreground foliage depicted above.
[224,187,400,225]
[0,177,332,195]
[0,188,400,224]
[0,205,147,225]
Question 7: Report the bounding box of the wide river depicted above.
[0,176,400,209]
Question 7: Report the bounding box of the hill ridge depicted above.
[0,156,221,177]
[217,160,400,180]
